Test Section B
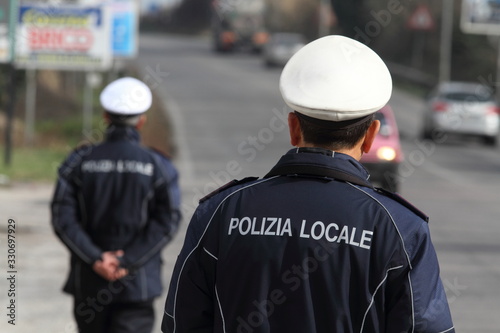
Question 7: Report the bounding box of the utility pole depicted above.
[319,0,331,37]
[439,0,454,83]
[4,63,16,166]
[24,68,36,146]
[4,0,18,166]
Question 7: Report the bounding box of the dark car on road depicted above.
[263,33,306,67]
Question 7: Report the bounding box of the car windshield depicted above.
[375,112,392,137]
[442,91,493,102]
[274,35,302,45]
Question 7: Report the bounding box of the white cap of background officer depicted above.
[279,35,392,122]
[100,77,152,115]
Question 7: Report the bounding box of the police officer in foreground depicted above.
[51,77,181,333]
[162,36,454,333]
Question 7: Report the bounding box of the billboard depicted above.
[461,0,500,34]
[111,0,138,58]
[15,4,112,70]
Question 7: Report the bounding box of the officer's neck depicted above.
[297,143,363,161]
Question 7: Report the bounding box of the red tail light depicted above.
[432,101,448,112]
[222,32,236,44]
[487,106,500,115]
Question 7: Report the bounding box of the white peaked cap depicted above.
[100,77,152,115]
[280,35,392,122]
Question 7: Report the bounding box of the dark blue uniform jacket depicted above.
[51,125,181,302]
[162,147,454,333]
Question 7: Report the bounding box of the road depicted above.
[0,33,499,332]
[135,34,500,332]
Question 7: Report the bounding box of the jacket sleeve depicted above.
[120,157,182,272]
[410,222,455,333]
[51,154,102,265]
[162,202,217,333]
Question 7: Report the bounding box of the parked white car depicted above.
[421,81,500,146]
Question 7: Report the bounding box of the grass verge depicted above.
[0,147,68,182]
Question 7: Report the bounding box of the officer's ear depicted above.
[288,112,302,146]
[361,119,380,154]
[103,112,111,124]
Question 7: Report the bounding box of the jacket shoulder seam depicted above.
[348,183,413,269]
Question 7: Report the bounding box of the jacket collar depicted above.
[105,125,141,143]
[271,147,370,182]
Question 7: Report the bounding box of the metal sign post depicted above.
[406,4,435,69]
[24,68,36,146]
[318,0,332,38]
[0,0,12,62]
[3,0,16,166]
[83,71,102,139]
[4,63,15,166]
[440,0,454,84]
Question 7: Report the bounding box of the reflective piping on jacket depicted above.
[170,177,277,333]
[348,183,413,269]
[408,273,415,333]
[408,270,455,333]
[360,265,404,333]
[204,247,218,260]
[352,183,455,333]
[350,182,416,332]
[215,286,226,333]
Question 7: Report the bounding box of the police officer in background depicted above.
[51,77,181,333]
[162,36,454,333]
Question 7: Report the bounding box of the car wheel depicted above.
[420,115,435,140]
[264,60,274,68]
[483,135,497,146]
[421,126,433,140]
[213,43,226,53]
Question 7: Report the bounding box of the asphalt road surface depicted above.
[0,33,499,333]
